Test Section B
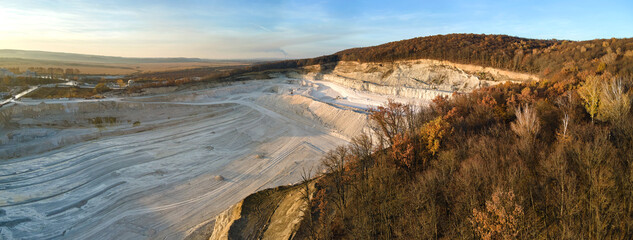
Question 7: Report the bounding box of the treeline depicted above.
[126,69,242,93]
[297,73,633,239]
[24,67,81,77]
[239,55,340,72]
[130,65,243,81]
[126,56,341,90]
[4,67,21,74]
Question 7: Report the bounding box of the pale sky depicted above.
[0,0,631,59]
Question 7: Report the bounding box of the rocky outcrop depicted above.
[209,201,243,240]
[207,184,311,240]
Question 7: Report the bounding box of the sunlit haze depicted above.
[0,0,631,59]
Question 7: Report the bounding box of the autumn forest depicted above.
[287,34,633,239]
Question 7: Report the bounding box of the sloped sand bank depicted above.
[0,77,394,239]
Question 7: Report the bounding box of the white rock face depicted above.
[291,59,538,99]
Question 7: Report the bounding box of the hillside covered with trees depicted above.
[297,75,633,239]
[271,35,633,239]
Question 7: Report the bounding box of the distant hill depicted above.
[0,49,230,64]
[0,50,259,75]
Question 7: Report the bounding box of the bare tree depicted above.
[511,104,540,140]
[597,77,631,123]
[321,146,349,216]
[348,133,374,180]
[299,168,317,240]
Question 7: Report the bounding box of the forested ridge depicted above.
[278,34,633,239]
[247,33,633,80]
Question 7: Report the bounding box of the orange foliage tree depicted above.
[471,188,524,240]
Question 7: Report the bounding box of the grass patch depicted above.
[25,87,97,99]
[1,77,66,87]
[89,117,117,125]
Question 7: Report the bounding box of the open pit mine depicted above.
[0,60,536,239]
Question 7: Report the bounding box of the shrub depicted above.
[94,82,110,94]
[471,188,524,240]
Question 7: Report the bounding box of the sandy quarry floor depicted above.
[0,77,428,239]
